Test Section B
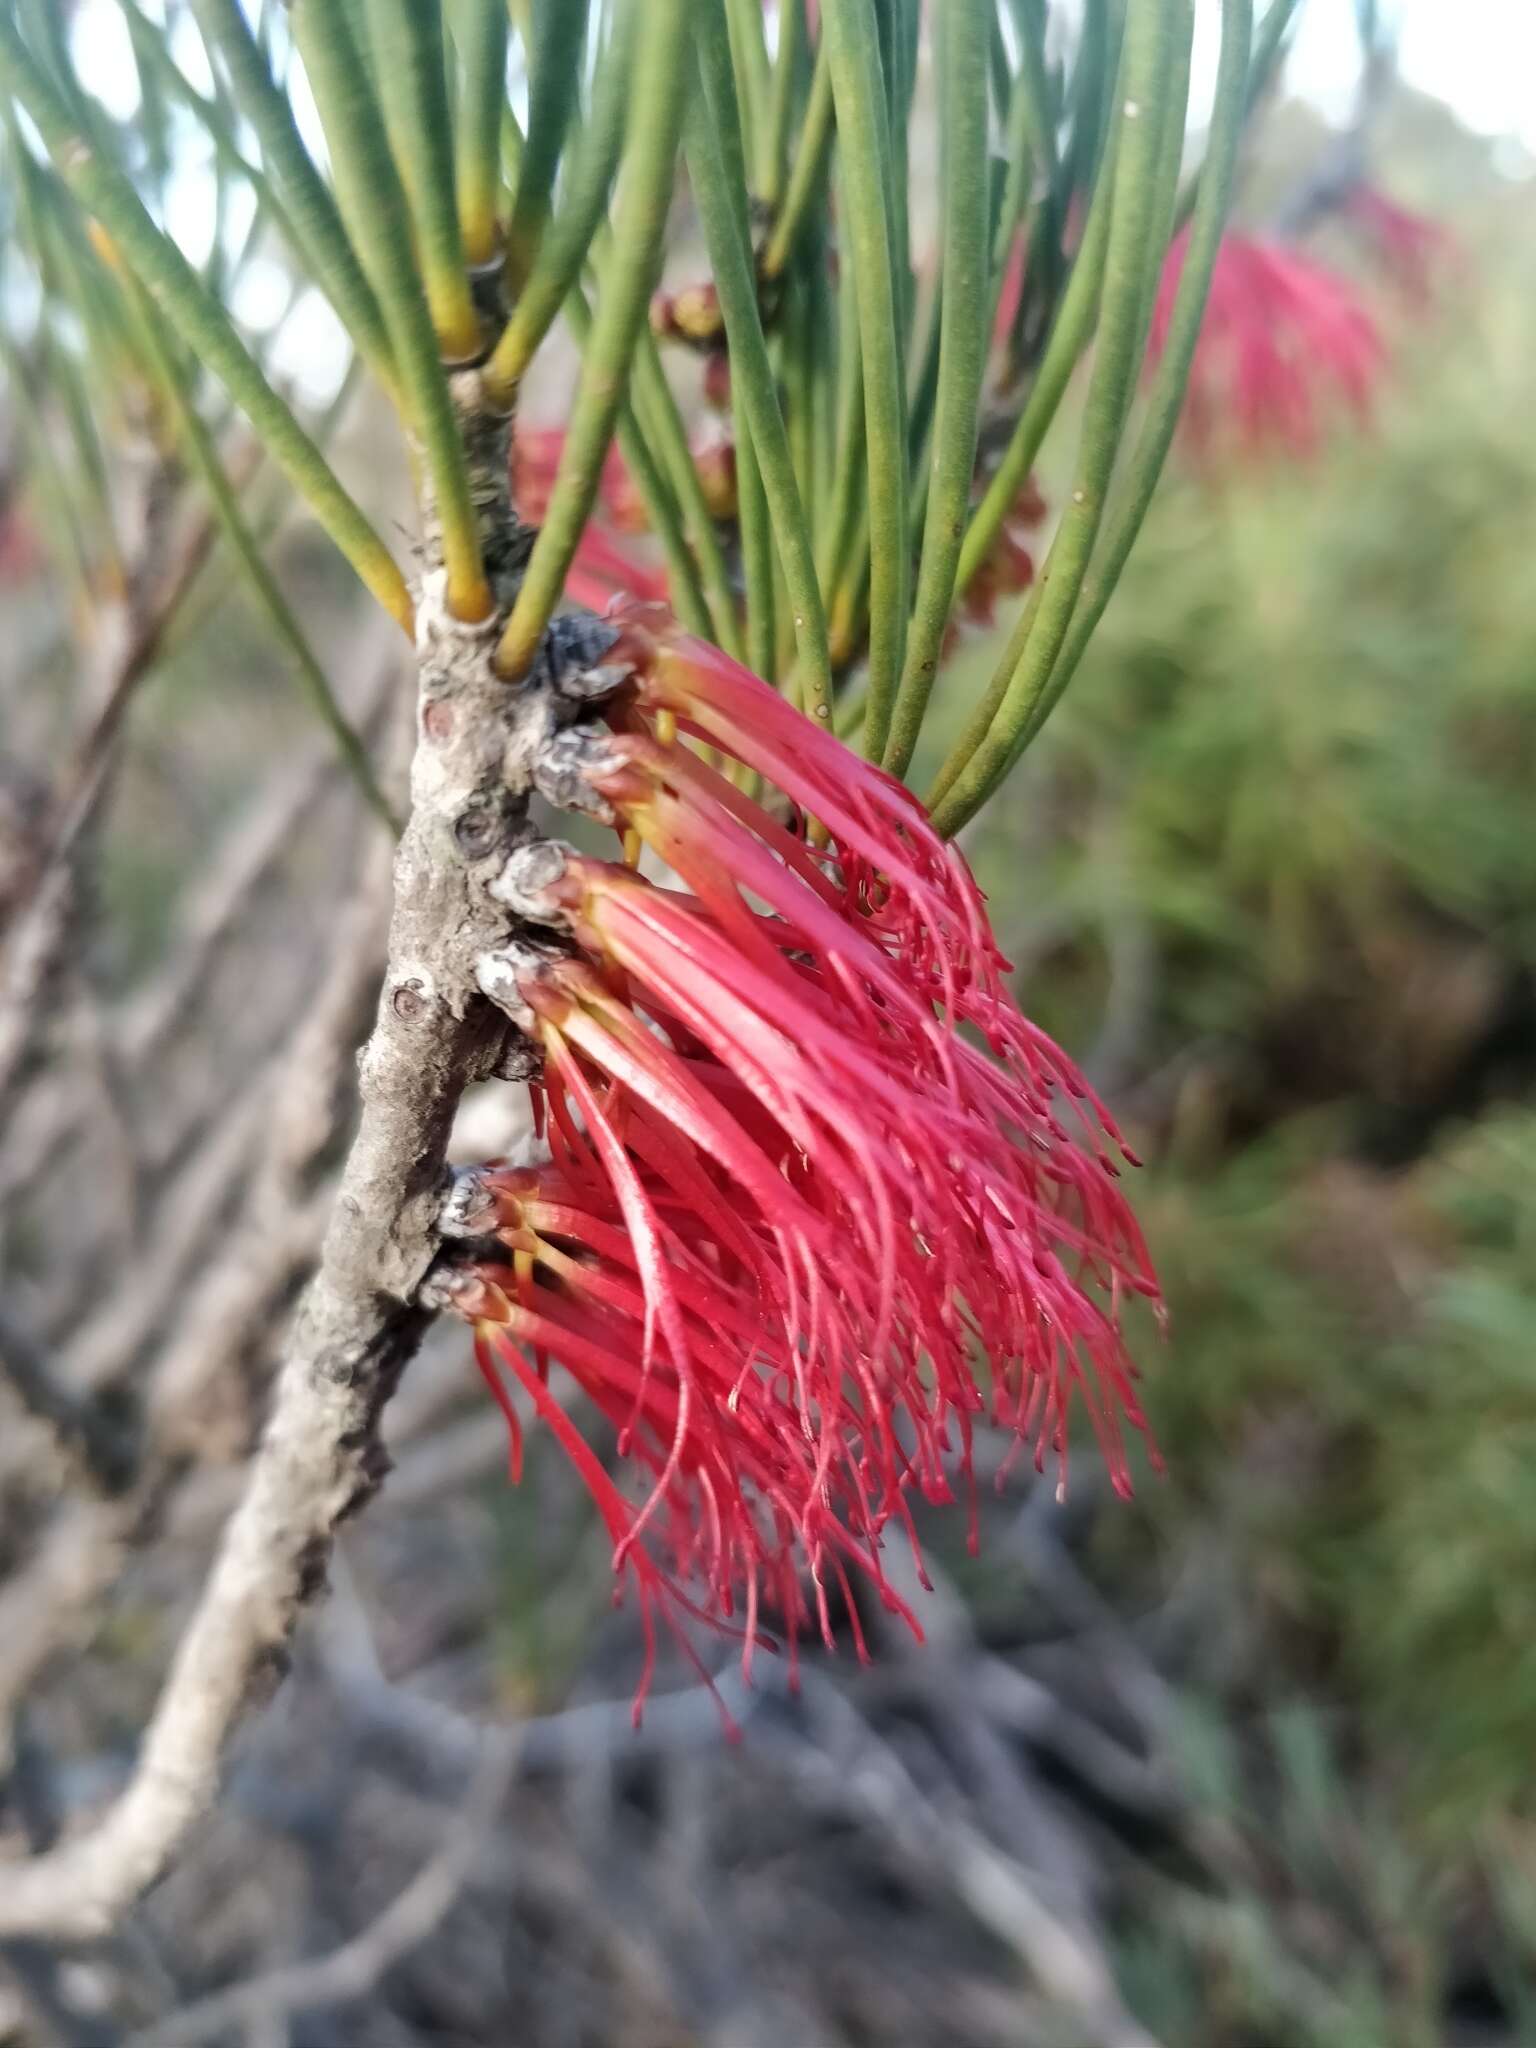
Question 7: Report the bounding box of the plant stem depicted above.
[883,0,990,778]
[496,0,691,679]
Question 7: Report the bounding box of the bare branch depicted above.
[0,512,596,1934]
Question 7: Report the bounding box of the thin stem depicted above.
[690,6,831,713]
[454,0,510,264]
[496,0,691,679]
[366,0,482,361]
[820,0,908,758]
[188,0,398,395]
[882,0,990,778]
[0,14,412,633]
[483,0,638,405]
[292,0,491,622]
[929,0,1187,835]
[502,0,590,291]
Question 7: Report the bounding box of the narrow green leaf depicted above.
[1008,0,1252,763]
[723,0,773,196]
[629,329,745,659]
[762,0,806,211]
[953,113,1120,603]
[759,38,833,285]
[560,281,714,642]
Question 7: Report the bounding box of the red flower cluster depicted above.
[447,609,1160,1712]
[512,427,666,611]
[1344,183,1455,308]
[1151,229,1385,460]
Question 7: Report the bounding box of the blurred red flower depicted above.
[1150,229,1386,460]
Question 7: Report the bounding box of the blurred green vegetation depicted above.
[917,123,1536,2043]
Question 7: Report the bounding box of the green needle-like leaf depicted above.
[930,0,1191,834]
[759,40,833,286]
[484,0,639,405]
[291,0,491,621]
[188,0,399,395]
[821,0,909,759]
[453,0,510,265]
[497,0,691,678]
[883,0,991,778]
[502,0,590,291]
[0,13,413,633]
[367,0,482,361]
[1010,0,1253,764]
[121,266,397,828]
[690,4,831,714]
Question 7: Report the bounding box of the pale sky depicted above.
[69,1,1536,164]
[55,0,1532,408]
[1289,0,1536,158]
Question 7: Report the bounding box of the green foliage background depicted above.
[917,121,1536,2040]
